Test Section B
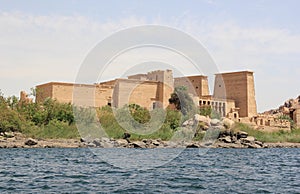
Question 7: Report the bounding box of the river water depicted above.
[0,148,299,193]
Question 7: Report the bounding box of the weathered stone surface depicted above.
[152,139,160,146]
[220,136,232,143]
[231,136,237,143]
[216,142,240,148]
[4,132,14,138]
[182,119,195,127]
[100,141,114,148]
[186,143,200,148]
[254,141,264,147]
[132,141,146,148]
[101,137,110,142]
[241,136,255,143]
[237,131,248,139]
[222,118,235,129]
[210,119,221,126]
[243,142,261,148]
[116,139,128,147]
[24,138,38,146]
[194,114,211,126]
[93,138,101,147]
[87,142,96,147]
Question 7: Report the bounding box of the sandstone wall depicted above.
[113,79,160,109]
[213,71,257,118]
[36,83,54,103]
[174,75,209,98]
[294,107,300,128]
[36,82,113,107]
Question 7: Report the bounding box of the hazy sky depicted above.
[0,0,300,112]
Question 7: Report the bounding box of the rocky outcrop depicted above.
[0,132,83,148]
[24,138,38,146]
[216,129,265,148]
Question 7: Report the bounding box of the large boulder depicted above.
[132,141,146,148]
[194,114,211,126]
[222,118,235,129]
[151,139,161,146]
[101,141,114,148]
[24,138,38,146]
[186,143,200,148]
[182,119,195,127]
[210,119,221,126]
[93,138,115,148]
[116,139,129,147]
[241,136,256,143]
[93,138,102,147]
[219,136,232,143]
[4,132,14,138]
[237,131,248,139]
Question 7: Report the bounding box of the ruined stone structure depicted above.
[278,96,300,128]
[241,114,291,132]
[292,106,300,128]
[19,91,33,104]
[213,71,257,118]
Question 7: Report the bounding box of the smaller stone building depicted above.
[36,70,174,110]
[36,82,114,107]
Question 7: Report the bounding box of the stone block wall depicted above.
[174,75,209,98]
[213,71,257,118]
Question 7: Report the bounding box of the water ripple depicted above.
[0,148,299,193]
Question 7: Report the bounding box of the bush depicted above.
[18,98,74,126]
[0,110,23,133]
[199,106,221,119]
[22,120,80,139]
[165,109,181,130]
[0,95,24,133]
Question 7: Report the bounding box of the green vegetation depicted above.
[21,120,79,139]
[0,91,79,139]
[97,105,179,141]
[233,123,300,143]
[199,106,221,119]
[0,89,300,143]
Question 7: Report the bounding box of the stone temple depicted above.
[36,69,293,131]
[36,70,257,119]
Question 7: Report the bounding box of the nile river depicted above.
[0,148,300,193]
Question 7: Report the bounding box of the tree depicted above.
[169,86,197,117]
[6,96,19,110]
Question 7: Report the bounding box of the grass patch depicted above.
[233,123,300,143]
[129,124,174,141]
[22,120,80,139]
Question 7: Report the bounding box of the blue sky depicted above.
[0,0,300,112]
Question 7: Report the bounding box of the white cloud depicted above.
[0,12,147,96]
[0,11,299,112]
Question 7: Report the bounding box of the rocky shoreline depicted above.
[1,132,300,149]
